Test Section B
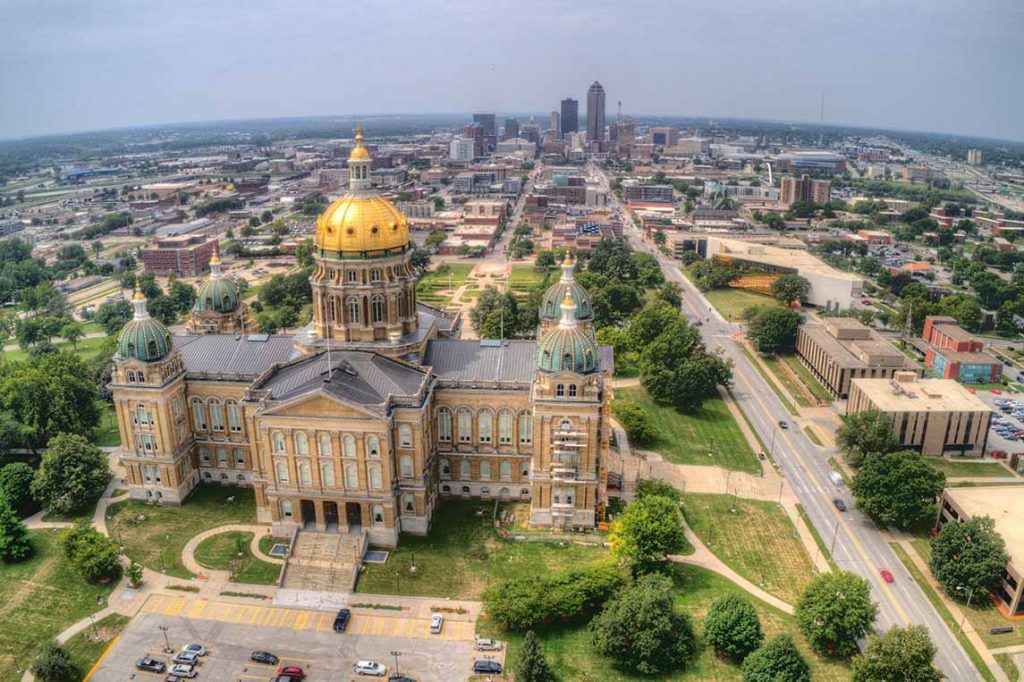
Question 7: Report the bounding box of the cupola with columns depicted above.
[190,252,243,334]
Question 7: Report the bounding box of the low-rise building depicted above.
[141,235,218,277]
[921,316,1002,384]
[936,486,1022,616]
[796,318,921,398]
[847,372,992,457]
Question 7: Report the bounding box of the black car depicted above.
[136,657,167,673]
[778,420,789,429]
[473,660,503,674]
[333,607,351,632]
[388,676,417,682]
[833,498,847,512]
[251,651,279,665]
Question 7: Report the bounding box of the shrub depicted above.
[703,593,764,659]
[31,643,78,682]
[61,520,121,583]
[742,635,810,682]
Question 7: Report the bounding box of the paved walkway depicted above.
[180,523,283,583]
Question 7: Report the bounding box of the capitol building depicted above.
[110,129,614,547]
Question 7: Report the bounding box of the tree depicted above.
[591,573,697,675]
[930,515,1009,598]
[126,559,143,588]
[517,631,556,682]
[762,212,787,230]
[167,281,197,313]
[609,495,686,574]
[658,281,682,309]
[612,403,657,448]
[747,307,803,353]
[836,409,900,465]
[60,320,84,349]
[770,274,811,305]
[0,462,35,514]
[638,316,731,412]
[295,238,315,268]
[469,287,536,339]
[796,571,878,656]
[260,210,274,223]
[408,247,431,272]
[424,230,447,251]
[689,259,738,290]
[851,625,941,682]
[60,520,121,583]
[0,492,32,562]
[703,593,764,660]
[484,562,623,631]
[93,299,132,335]
[31,643,78,682]
[742,635,810,682]
[851,451,945,530]
[31,433,111,516]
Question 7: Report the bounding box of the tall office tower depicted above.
[560,98,579,135]
[472,113,497,152]
[586,81,606,144]
[550,111,560,136]
[503,117,520,141]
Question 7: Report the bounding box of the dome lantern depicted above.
[536,290,600,375]
[194,252,239,314]
[540,252,592,324]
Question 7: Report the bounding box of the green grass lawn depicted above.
[63,613,130,680]
[681,494,815,605]
[106,486,257,579]
[615,387,761,473]
[0,530,118,682]
[761,355,813,407]
[736,344,798,415]
[194,530,280,585]
[803,425,823,446]
[508,265,553,295]
[356,501,609,599]
[479,564,850,681]
[702,288,779,322]
[779,354,833,402]
[417,263,475,307]
[258,535,288,558]
[0,335,113,364]
[924,457,1016,479]
[995,653,1020,681]
[93,400,121,447]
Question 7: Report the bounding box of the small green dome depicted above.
[541,281,591,321]
[194,278,239,313]
[537,289,599,375]
[117,294,173,362]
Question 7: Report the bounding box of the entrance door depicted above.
[300,499,316,529]
[324,501,339,532]
[345,502,362,530]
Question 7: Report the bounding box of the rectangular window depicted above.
[227,404,243,432]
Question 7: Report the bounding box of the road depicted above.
[592,164,982,680]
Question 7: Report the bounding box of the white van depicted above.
[828,470,844,486]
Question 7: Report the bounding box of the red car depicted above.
[991,389,1002,395]
[277,666,306,680]
[880,569,894,584]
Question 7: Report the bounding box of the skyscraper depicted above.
[550,111,560,136]
[586,81,605,144]
[503,117,519,141]
[560,98,578,136]
[472,113,497,152]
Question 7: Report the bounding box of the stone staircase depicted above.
[281,530,366,593]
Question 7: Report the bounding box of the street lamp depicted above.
[957,586,975,631]
[158,625,172,653]
[390,650,402,675]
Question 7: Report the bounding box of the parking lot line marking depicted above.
[186,600,206,619]
[83,633,120,682]
[246,606,262,625]
[163,599,186,617]
[293,611,309,630]
[282,656,316,665]
[371,617,387,636]
[316,612,328,631]
[279,610,298,628]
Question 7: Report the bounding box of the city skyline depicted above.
[1,0,1023,141]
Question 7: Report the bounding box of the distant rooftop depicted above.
[945,486,1024,569]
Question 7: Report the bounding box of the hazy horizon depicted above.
[2,0,1022,142]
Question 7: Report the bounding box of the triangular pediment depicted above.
[261,389,382,420]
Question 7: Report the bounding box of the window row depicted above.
[439,458,528,481]
[279,499,389,527]
[436,408,533,447]
[555,383,579,398]
[270,431,391,458]
[441,484,529,500]
[199,446,247,467]
[274,459,386,489]
[190,397,243,433]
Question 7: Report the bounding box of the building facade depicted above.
[112,129,613,548]
[586,82,605,144]
[922,316,1002,384]
[141,235,217,277]
[780,174,830,206]
[560,98,578,136]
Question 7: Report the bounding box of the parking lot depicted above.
[975,391,1024,466]
[91,596,501,681]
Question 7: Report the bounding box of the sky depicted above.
[1,0,1023,141]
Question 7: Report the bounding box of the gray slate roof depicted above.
[174,334,297,379]
[257,350,428,406]
[424,339,537,383]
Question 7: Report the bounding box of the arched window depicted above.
[367,435,380,458]
[135,403,150,426]
[127,370,136,383]
[498,410,514,445]
[500,461,511,480]
[480,461,491,480]
[440,458,451,478]
[368,464,383,489]
[280,500,293,518]
[400,455,414,478]
[371,504,385,526]
[321,462,335,486]
[200,447,210,463]
[295,432,310,456]
[478,410,493,444]
[499,487,510,500]
[556,384,565,397]
[519,412,533,445]
[298,461,312,485]
[402,493,415,514]
[370,268,382,282]
[275,460,289,484]
[191,399,207,430]
[216,447,227,466]
[457,409,472,443]
[343,434,356,458]
[460,460,471,479]
[371,295,385,323]
[347,297,360,324]
[521,460,531,477]
[568,384,578,397]
[318,433,332,457]
[437,408,452,443]
[559,420,573,431]
[347,270,358,283]
[344,463,358,488]
[272,431,286,454]
[209,398,224,431]
[137,370,144,383]
[234,449,245,465]
[399,425,412,448]
[226,401,242,432]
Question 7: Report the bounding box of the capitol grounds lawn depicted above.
[923,457,1018,479]
[416,262,475,307]
[194,530,281,585]
[93,399,121,447]
[106,485,257,580]
[681,493,816,606]
[614,387,761,474]
[356,500,609,600]
[477,563,850,682]
[63,613,130,679]
[507,264,554,297]
[0,530,119,682]
[0,334,111,364]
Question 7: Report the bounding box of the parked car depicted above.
[277,665,306,679]
[778,420,788,429]
[169,664,197,679]
[333,607,351,632]
[354,661,387,677]
[474,638,502,651]
[880,569,895,584]
[832,498,847,512]
[430,614,443,634]
[473,660,503,674]
[251,651,279,665]
[136,658,167,674]
[180,644,207,657]
[172,651,199,666]
[387,676,416,682]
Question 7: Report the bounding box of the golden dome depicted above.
[350,145,370,160]
[315,195,410,255]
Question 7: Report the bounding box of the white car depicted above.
[169,663,197,678]
[171,651,199,666]
[354,660,387,677]
[181,643,207,657]
[430,613,444,634]
[474,638,503,651]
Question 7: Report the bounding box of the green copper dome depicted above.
[117,293,173,362]
[541,254,592,322]
[193,254,239,313]
[537,290,599,374]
